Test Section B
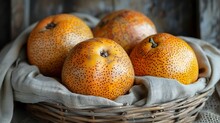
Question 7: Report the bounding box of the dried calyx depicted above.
[149,38,158,48]
[100,50,109,57]
[46,22,56,29]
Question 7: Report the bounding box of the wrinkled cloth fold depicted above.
[1,13,220,123]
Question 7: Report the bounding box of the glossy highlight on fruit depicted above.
[130,33,199,85]
[93,9,157,54]
[27,14,93,77]
[62,38,134,100]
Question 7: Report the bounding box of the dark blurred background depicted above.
[0,0,10,50]
[0,0,220,49]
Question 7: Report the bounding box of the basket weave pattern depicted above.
[27,88,214,123]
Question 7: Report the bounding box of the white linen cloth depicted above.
[1,13,220,123]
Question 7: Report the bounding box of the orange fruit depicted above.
[93,9,157,54]
[27,14,93,77]
[130,33,199,85]
[62,38,134,100]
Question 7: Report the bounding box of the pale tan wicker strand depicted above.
[27,88,214,123]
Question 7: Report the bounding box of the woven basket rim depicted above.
[26,88,214,123]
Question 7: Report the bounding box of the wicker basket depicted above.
[26,88,214,123]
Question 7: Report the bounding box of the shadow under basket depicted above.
[26,88,214,123]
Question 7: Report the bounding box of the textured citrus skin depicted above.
[62,38,134,100]
[27,14,93,77]
[130,33,199,85]
[93,9,157,54]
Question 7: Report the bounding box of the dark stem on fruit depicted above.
[46,22,56,29]
[100,50,108,57]
[149,38,158,48]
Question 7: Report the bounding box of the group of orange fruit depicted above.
[27,10,199,100]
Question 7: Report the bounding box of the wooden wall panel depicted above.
[199,0,220,47]
[10,0,220,47]
[113,0,198,37]
[11,0,114,41]
[29,0,113,24]
[29,0,64,24]
[11,0,29,40]
[62,0,113,18]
